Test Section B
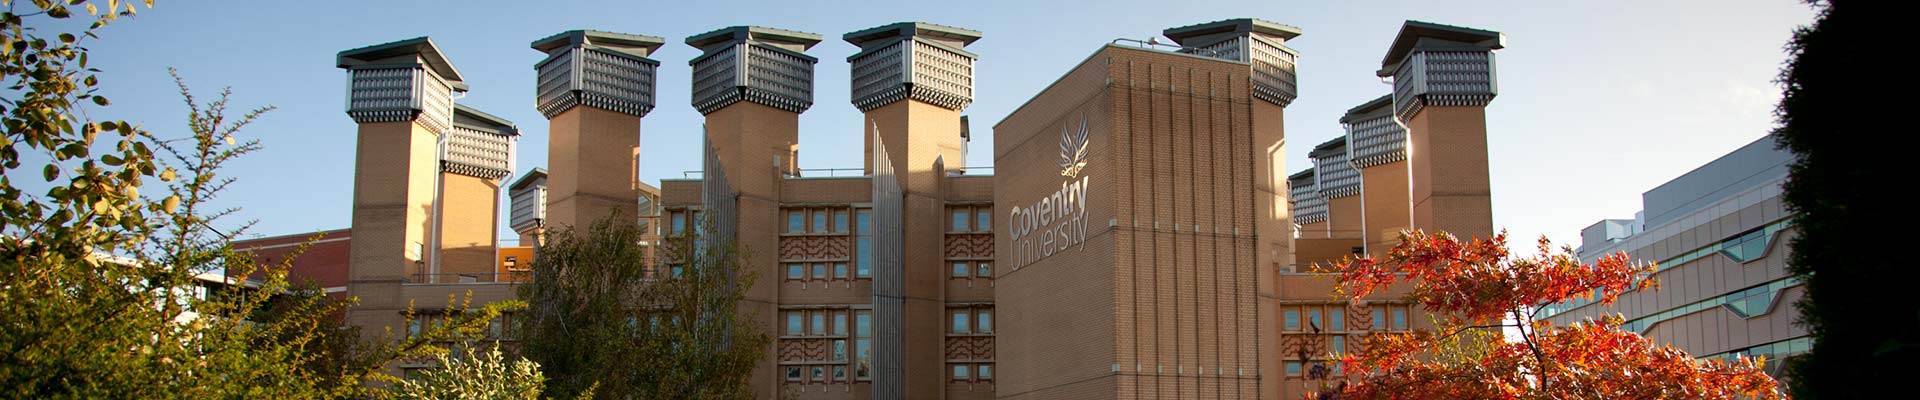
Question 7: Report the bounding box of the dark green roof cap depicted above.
[843,22,982,47]
[532,30,667,58]
[509,168,547,191]
[337,37,465,85]
[1310,136,1347,159]
[453,104,518,136]
[1163,18,1302,45]
[686,26,823,50]
[1339,95,1394,123]
[1288,168,1315,181]
[1379,20,1504,72]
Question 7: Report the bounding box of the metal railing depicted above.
[405,271,531,284]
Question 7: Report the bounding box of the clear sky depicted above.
[41,0,1814,250]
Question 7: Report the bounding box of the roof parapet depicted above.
[1162,18,1302,47]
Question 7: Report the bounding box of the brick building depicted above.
[316,18,1508,399]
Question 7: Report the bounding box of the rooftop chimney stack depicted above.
[432,105,517,282]
[530,30,665,229]
[1341,95,1412,256]
[1379,21,1503,239]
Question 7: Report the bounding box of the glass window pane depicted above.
[952,311,970,333]
[1392,308,1409,330]
[978,310,993,333]
[1373,309,1385,330]
[1330,310,1345,331]
[813,264,828,279]
[952,262,969,277]
[856,311,871,337]
[977,262,992,278]
[833,365,848,381]
[1332,336,1345,354]
[953,364,969,380]
[834,210,849,232]
[1309,309,1322,331]
[856,238,872,277]
[834,339,848,361]
[979,364,993,380]
[1285,309,1300,330]
[835,313,848,335]
[952,209,968,231]
[812,313,825,335]
[786,313,801,336]
[813,210,828,232]
[977,209,991,231]
[671,214,686,235]
[787,211,803,233]
[811,366,825,382]
[787,264,803,280]
[835,263,849,279]
[857,209,872,234]
[786,366,802,381]
[1286,361,1302,376]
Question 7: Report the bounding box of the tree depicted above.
[1315,231,1783,399]
[387,342,546,400]
[1,2,515,397]
[518,214,769,399]
[1772,1,1910,398]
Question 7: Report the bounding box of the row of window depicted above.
[950,206,993,233]
[950,261,992,279]
[786,262,870,281]
[1536,219,1793,319]
[1619,276,1802,333]
[782,309,873,383]
[950,363,994,382]
[786,208,854,234]
[950,307,994,335]
[1283,305,1410,332]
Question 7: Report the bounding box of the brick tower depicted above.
[531,30,664,229]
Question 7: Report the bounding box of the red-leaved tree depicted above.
[1313,230,1784,399]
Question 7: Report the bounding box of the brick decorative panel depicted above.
[777,338,830,362]
[944,336,994,361]
[943,233,993,259]
[1282,334,1325,358]
[1349,303,1374,330]
[778,236,850,260]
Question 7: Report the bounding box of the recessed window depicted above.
[834,312,848,336]
[811,366,825,382]
[978,364,993,381]
[834,263,849,279]
[1392,308,1408,331]
[1331,336,1346,354]
[1285,309,1300,331]
[785,366,802,382]
[812,210,828,233]
[976,209,992,231]
[951,209,970,232]
[833,365,848,382]
[812,313,826,335]
[952,364,970,381]
[786,313,802,336]
[977,262,992,278]
[977,310,993,333]
[787,211,804,233]
[813,263,828,280]
[1308,309,1323,331]
[952,262,970,278]
[952,310,971,334]
[1372,309,1385,331]
[1286,361,1302,377]
[833,210,849,232]
[1330,309,1345,331]
[787,264,804,280]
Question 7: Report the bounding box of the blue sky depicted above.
[36,0,1814,249]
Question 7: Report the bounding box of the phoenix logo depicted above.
[1058,117,1089,178]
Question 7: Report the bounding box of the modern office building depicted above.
[1539,135,1805,377]
[315,18,1507,399]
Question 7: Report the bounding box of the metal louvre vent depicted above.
[1182,36,1246,62]
[346,67,453,135]
[850,40,907,111]
[1290,175,1327,225]
[1347,114,1406,168]
[1247,37,1298,107]
[509,184,545,233]
[691,43,816,115]
[1315,150,1361,199]
[1392,51,1496,120]
[907,39,973,110]
[535,48,658,118]
[441,126,513,179]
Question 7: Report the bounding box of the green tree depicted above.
[519,214,769,399]
[388,342,546,400]
[1,2,517,397]
[1774,1,1910,398]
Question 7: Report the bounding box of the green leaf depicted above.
[90,96,108,106]
[43,164,58,181]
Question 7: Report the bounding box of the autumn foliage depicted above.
[1315,230,1785,399]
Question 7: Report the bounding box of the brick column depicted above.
[531,30,664,230]
[1378,21,1504,240]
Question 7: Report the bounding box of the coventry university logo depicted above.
[1058,117,1089,178]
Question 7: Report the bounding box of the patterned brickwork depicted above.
[778,236,851,260]
[944,233,993,259]
[945,336,996,360]
[778,338,831,362]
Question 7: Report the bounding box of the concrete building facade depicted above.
[317,18,1509,399]
[1541,136,1806,377]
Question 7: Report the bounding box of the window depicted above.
[833,339,848,361]
[1372,309,1386,331]
[787,210,803,233]
[670,211,687,235]
[833,210,849,232]
[1330,309,1345,331]
[1285,309,1300,331]
[978,364,993,381]
[952,364,970,381]
[812,313,826,335]
[952,262,970,278]
[833,365,848,382]
[952,310,971,334]
[856,208,873,279]
[1331,336,1345,354]
[786,263,804,280]
[812,210,828,233]
[812,263,828,280]
[834,312,848,335]
[856,310,872,380]
[1392,307,1408,331]
[1308,309,1323,331]
[977,310,992,333]
[976,209,992,231]
[1286,361,1302,377]
[811,366,825,382]
[951,209,970,232]
[977,262,992,278]
[786,313,802,336]
[834,263,849,279]
[785,366,802,382]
